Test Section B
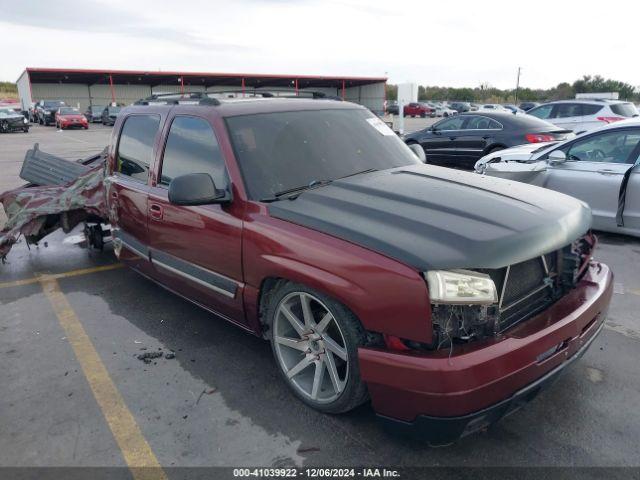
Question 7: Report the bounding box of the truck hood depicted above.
[268,164,591,271]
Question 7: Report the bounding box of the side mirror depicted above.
[547,150,567,165]
[408,143,426,162]
[168,173,229,206]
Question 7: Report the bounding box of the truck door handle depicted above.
[149,203,163,220]
[597,169,617,175]
[482,135,491,139]
[449,136,457,140]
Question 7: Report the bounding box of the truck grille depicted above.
[478,236,592,333]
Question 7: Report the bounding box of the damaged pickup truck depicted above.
[0,92,613,445]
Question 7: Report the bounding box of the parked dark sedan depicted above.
[84,105,105,123]
[403,112,572,169]
[101,106,121,126]
[0,107,29,133]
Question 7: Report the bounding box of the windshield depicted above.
[91,106,104,112]
[108,107,121,114]
[59,107,79,114]
[44,101,65,108]
[0,108,18,117]
[226,108,420,200]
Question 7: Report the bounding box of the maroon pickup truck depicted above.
[2,92,613,445]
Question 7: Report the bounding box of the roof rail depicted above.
[134,92,220,106]
[207,88,341,100]
[133,88,343,106]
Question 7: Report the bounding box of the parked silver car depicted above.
[475,119,640,237]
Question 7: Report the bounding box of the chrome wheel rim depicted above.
[273,292,348,403]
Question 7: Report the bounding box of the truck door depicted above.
[146,114,245,325]
[106,114,161,275]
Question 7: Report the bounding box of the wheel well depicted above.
[256,276,380,345]
[484,144,506,155]
[257,277,287,337]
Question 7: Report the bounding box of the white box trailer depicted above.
[576,92,619,100]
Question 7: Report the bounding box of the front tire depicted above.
[266,282,368,414]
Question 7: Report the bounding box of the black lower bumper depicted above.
[0,120,28,132]
[379,319,605,446]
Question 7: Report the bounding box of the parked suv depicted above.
[101,105,121,126]
[84,105,105,123]
[35,99,66,125]
[449,101,471,113]
[102,93,611,445]
[403,102,433,117]
[527,99,639,133]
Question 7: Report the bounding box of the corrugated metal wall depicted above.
[16,71,32,111]
[27,81,385,113]
[89,84,152,109]
[344,83,385,114]
[31,83,90,110]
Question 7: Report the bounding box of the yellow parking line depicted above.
[39,274,167,480]
[0,263,123,289]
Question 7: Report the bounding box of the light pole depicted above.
[515,67,521,104]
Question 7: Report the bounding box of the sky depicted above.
[0,0,638,90]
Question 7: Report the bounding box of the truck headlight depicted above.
[23,117,28,124]
[425,269,497,305]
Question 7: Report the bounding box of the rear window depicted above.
[610,103,638,117]
[506,114,558,129]
[528,104,553,119]
[116,115,160,183]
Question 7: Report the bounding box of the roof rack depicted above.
[207,88,340,100]
[133,89,342,106]
[134,92,220,106]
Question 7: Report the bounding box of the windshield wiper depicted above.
[260,179,333,202]
[259,169,378,203]
[337,168,378,180]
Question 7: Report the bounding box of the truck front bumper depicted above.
[358,262,613,445]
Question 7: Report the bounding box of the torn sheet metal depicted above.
[0,164,108,259]
[19,143,93,186]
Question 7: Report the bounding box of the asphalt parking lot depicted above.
[1,121,640,475]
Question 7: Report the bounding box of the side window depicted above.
[159,116,228,188]
[116,115,160,182]
[582,104,603,116]
[556,103,583,118]
[528,104,553,119]
[435,116,465,130]
[563,129,640,164]
[466,116,501,129]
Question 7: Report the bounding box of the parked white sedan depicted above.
[475,119,640,237]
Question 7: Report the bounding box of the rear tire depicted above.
[266,281,369,414]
